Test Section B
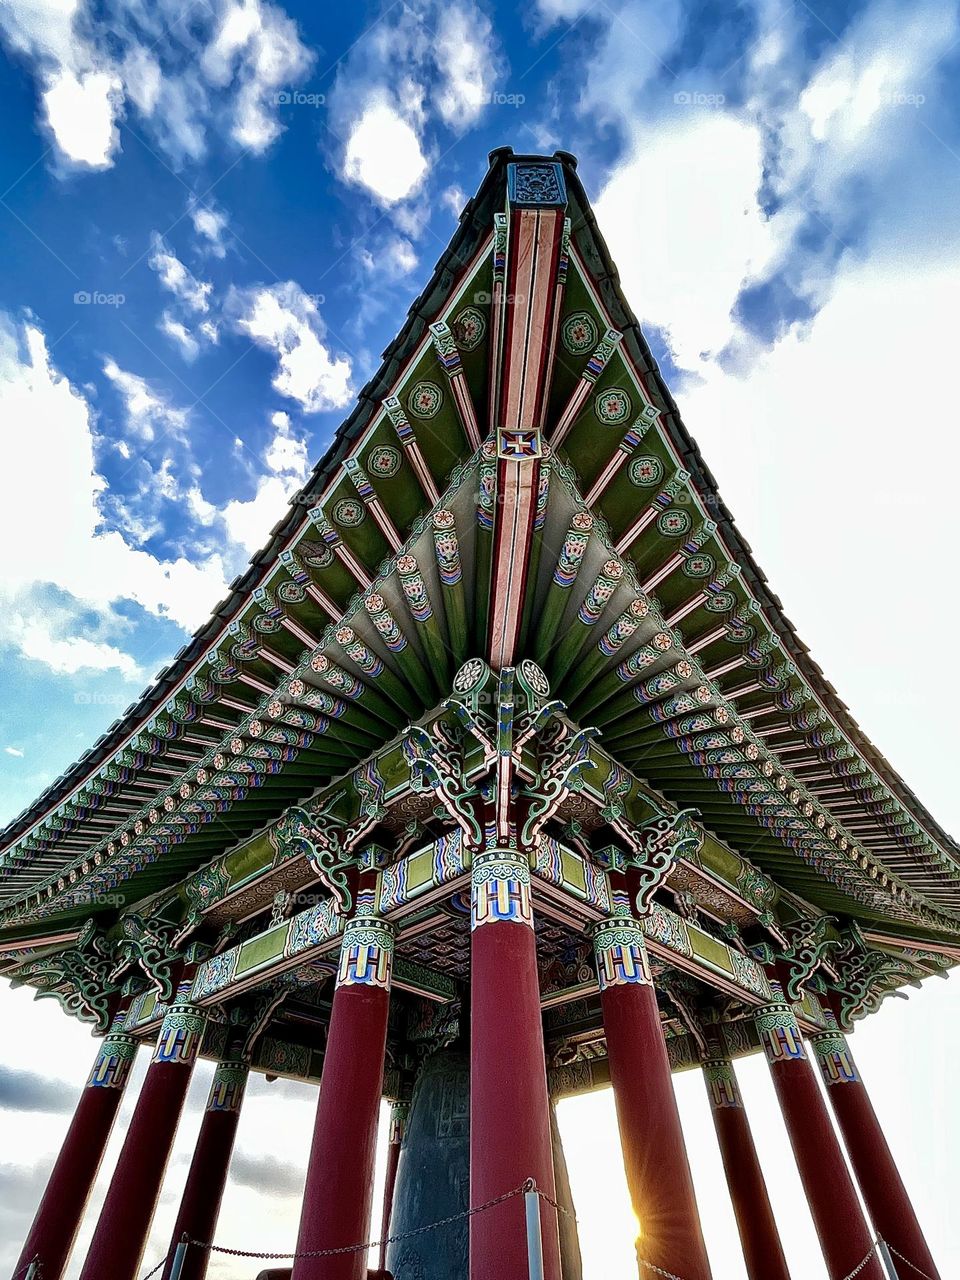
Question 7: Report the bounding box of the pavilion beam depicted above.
[487,161,568,670]
[583,412,659,505]
[430,320,482,450]
[384,396,441,505]
[432,510,470,669]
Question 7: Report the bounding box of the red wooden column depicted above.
[78,981,207,1280]
[702,1056,791,1280]
[754,991,884,1280]
[810,1021,941,1279]
[374,1102,408,1276]
[290,906,395,1280]
[470,845,561,1280]
[161,1054,249,1280]
[12,1011,137,1280]
[591,912,713,1280]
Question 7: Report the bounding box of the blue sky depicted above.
[2,0,960,1276]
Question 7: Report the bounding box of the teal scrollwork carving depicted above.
[271,805,354,915]
[111,913,180,1003]
[779,915,839,1002]
[12,926,119,1031]
[403,720,483,848]
[183,859,231,928]
[615,808,702,915]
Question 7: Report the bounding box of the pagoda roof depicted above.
[2,146,958,963]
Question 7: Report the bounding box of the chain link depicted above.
[138,1194,932,1280]
[138,1258,167,1280]
[180,1183,532,1263]
[635,1239,888,1280]
[840,1241,881,1280]
[636,1257,687,1280]
[885,1241,937,1280]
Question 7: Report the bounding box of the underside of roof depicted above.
[1,147,957,973]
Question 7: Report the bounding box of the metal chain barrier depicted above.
[138,1194,936,1280]
[140,1180,569,1275]
[635,1257,687,1280]
[841,1241,881,1279]
[886,1241,938,1280]
[632,1236,913,1280]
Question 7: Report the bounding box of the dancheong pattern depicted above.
[407,381,443,419]
[629,454,664,486]
[333,498,364,527]
[591,916,651,989]
[153,984,205,1065]
[811,1032,860,1085]
[0,151,953,1160]
[562,311,598,354]
[206,1060,249,1111]
[337,916,395,990]
[471,849,533,930]
[755,1001,806,1064]
[367,445,401,478]
[703,1059,743,1109]
[453,306,485,351]
[595,387,632,425]
[87,1015,138,1089]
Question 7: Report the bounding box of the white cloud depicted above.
[342,96,428,206]
[0,605,143,679]
[188,197,229,257]
[227,281,352,412]
[102,358,188,442]
[0,318,230,678]
[789,0,956,180]
[736,0,960,311]
[441,184,466,217]
[361,236,418,276]
[432,7,500,130]
[201,0,314,152]
[328,1,503,206]
[0,0,124,169]
[148,235,213,313]
[159,314,199,362]
[3,747,24,758]
[596,113,777,372]
[678,249,960,824]
[221,410,309,553]
[41,66,122,168]
[120,42,161,114]
[549,0,685,126]
[0,0,314,172]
